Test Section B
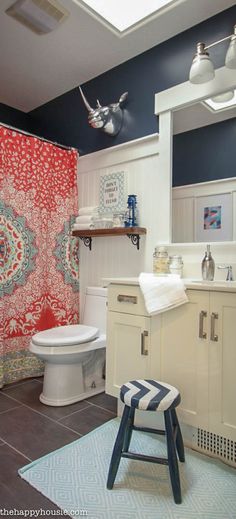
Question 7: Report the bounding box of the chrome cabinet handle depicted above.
[210,312,218,342]
[199,310,207,339]
[141,330,148,356]
[117,294,137,304]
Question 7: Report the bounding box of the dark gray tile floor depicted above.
[0,377,117,514]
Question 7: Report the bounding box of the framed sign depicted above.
[99,171,126,214]
[194,193,232,242]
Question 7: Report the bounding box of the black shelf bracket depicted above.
[78,232,143,251]
[79,237,92,250]
[127,233,140,250]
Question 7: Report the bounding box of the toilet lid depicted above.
[31,324,99,347]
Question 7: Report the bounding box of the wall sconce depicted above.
[189,24,236,85]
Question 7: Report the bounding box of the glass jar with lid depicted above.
[168,255,184,277]
[113,211,126,227]
[153,246,169,275]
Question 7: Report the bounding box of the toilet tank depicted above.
[82,286,107,333]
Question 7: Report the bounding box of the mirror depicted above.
[154,66,236,245]
[171,97,236,243]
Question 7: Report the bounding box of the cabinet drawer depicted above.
[108,284,148,316]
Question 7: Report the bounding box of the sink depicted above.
[194,280,235,285]
[184,279,236,288]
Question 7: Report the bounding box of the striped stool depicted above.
[107,379,185,504]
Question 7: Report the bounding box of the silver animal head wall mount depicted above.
[79,87,128,136]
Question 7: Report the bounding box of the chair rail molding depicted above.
[78,133,159,174]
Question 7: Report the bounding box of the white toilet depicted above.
[30,286,107,406]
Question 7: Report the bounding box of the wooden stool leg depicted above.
[123,406,135,452]
[164,410,182,504]
[171,409,185,462]
[107,405,130,490]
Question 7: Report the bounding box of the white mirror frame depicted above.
[154,66,236,244]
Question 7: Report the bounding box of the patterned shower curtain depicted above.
[0,126,79,387]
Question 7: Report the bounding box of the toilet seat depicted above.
[31,324,99,347]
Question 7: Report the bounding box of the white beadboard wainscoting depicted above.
[77,134,236,310]
[77,133,167,307]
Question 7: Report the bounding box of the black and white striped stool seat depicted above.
[120,379,181,411]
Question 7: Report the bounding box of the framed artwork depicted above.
[99,171,126,214]
[194,193,233,242]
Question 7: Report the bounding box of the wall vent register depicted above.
[197,428,236,466]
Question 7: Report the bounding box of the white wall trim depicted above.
[155,67,236,115]
[173,176,236,199]
[78,133,159,173]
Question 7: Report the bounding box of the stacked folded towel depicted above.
[73,223,94,230]
[72,206,98,230]
[139,273,188,316]
[78,206,99,216]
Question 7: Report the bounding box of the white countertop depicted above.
[102,277,236,293]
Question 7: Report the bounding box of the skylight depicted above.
[203,90,236,112]
[79,0,176,33]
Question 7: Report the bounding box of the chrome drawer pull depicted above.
[210,312,218,342]
[199,310,207,339]
[141,330,149,356]
[117,294,137,304]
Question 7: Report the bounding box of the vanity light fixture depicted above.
[203,89,236,112]
[211,91,234,103]
[189,24,236,84]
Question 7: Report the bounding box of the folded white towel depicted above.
[75,215,94,223]
[139,273,188,316]
[72,223,94,230]
[79,206,98,216]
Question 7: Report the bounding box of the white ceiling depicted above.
[0,0,235,112]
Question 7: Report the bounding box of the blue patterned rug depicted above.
[19,418,236,519]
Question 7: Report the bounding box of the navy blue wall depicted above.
[29,6,236,158]
[0,6,235,188]
[0,103,31,132]
[173,118,236,187]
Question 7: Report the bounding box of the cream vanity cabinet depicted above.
[160,289,209,430]
[106,281,236,443]
[106,283,161,397]
[161,290,236,440]
[154,288,236,441]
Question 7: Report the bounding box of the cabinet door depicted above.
[106,311,151,398]
[209,292,236,441]
[160,290,209,429]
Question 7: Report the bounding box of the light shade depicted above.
[189,43,215,84]
[203,90,236,112]
[211,90,234,103]
[225,35,236,69]
[189,26,236,85]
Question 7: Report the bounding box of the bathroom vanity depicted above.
[105,277,236,463]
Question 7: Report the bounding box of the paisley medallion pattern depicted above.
[54,217,80,293]
[1,126,79,387]
[0,200,37,296]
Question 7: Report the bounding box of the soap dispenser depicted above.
[201,244,215,281]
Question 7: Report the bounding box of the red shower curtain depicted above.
[0,126,79,387]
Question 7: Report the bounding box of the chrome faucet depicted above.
[217,265,234,281]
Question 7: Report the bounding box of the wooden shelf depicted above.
[72,227,146,250]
